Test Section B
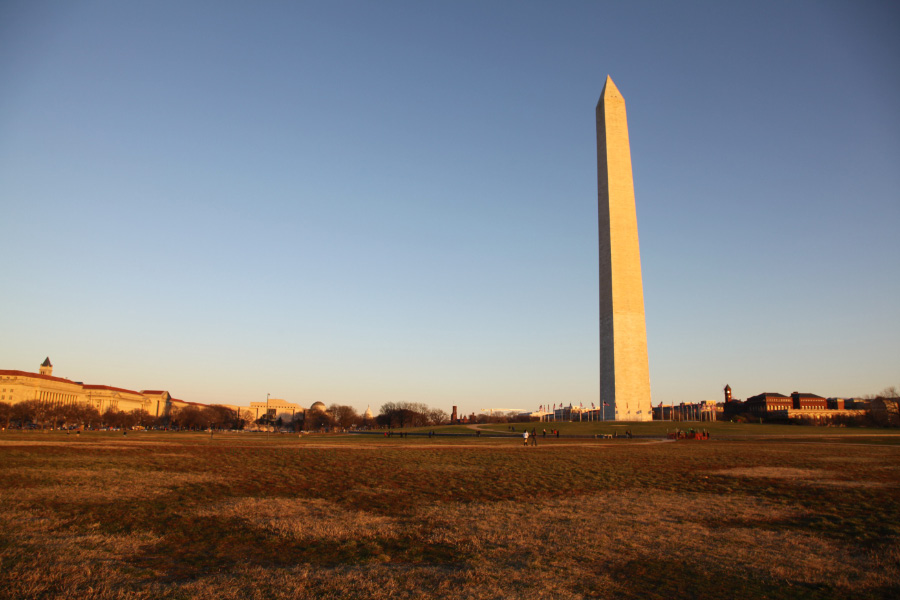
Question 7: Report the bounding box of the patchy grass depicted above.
[469,420,900,438]
[0,431,898,599]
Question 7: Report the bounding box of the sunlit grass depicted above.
[1,429,898,599]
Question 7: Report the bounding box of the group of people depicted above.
[522,429,537,446]
[521,427,560,446]
[383,430,410,438]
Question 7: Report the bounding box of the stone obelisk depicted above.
[596,76,652,421]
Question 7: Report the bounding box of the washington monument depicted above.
[596,76,652,421]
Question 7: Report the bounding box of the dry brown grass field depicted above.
[1,429,898,600]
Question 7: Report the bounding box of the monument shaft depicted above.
[596,76,651,421]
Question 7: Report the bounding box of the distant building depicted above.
[0,357,238,418]
[39,357,53,376]
[736,390,866,423]
[791,392,827,410]
[1,358,154,414]
[745,393,792,417]
[246,398,304,422]
[721,384,746,419]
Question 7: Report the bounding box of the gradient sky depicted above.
[2,1,898,415]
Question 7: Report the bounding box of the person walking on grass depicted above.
[523,430,529,446]
[530,429,538,446]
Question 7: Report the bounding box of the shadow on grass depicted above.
[128,514,469,584]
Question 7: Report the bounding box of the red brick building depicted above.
[745,392,792,417]
[791,392,827,410]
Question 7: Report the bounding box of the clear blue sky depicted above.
[2,1,898,414]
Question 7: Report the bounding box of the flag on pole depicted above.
[603,402,609,407]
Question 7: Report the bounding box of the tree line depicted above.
[0,399,453,431]
[376,402,448,428]
[0,400,248,431]
[260,402,450,431]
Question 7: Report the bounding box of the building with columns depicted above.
[0,357,226,418]
[2,357,362,428]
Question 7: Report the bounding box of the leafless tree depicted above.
[305,409,333,431]
[291,411,304,431]
[76,404,102,429]
[11,401,34,427]
[378,402,435,428]
[102,408,122,428]
[240,408,256,430]
[203,405,236,430]
[16,399,52,429]
[155,405,178,429]
[879,386,899,399]
[173,405,210,430]
[130,408,154,428]
[328,404,359,429]
[0,402,11,429]
[427,408,448,426]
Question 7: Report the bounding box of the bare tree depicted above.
[73,404,102,429]
[379,402,434,428]
[19,400,52,429]
[329,404,359,429]
[305,409,333,431]
[173,405,209,430]
[427,408,448,426]
[120,410,138,430]
[130,408,154,428]
[49,403,95,429]
[879,386,899,399]
[155,405,178,429]
[0,402,11,429]
[873,386,900,426]
[240,408,256,430]
[102,408,123,429]
[203,405,236,430]
[11,401,34,427]
[291,411,304,432]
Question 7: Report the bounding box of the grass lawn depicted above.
[1,428,898,599]
[412,420,900,441]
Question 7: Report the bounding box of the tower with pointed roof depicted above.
[596,76,652,421]
[39,357,53,377]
